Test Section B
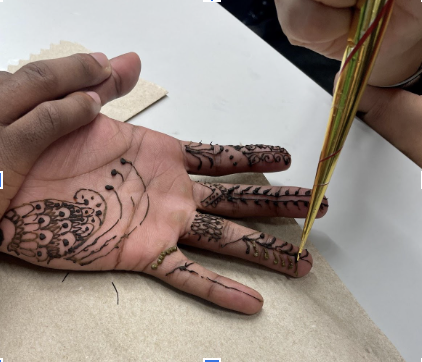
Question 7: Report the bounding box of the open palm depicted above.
[0,53,327,314]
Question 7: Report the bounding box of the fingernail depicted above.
[90,52,110,70]
[86,91,102,106]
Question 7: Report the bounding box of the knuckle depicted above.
[112,69,124,98]
[70,53,98,79]
[21,61,58,90]
[35,102,61,135]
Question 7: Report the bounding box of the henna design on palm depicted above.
[198,182,328,211]
[1,159,149,266]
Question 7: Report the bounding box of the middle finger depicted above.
[192,181,329,218]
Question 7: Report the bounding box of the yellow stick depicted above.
[297,0,395,259]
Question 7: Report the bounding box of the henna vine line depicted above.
[164,261,262,302]
[198,182,328,211]
[221,232,311,277]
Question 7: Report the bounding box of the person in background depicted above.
[275,0,422,167]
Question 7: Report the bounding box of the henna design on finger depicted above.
[1,159,150,267]
[185,142,291,171]
[165,261,198,276]
[202,276,263,303]
[165,261,262,303]
[151,246,178,270]
[189,212,224,243]
[229,144,291,166]
[198,182,328,211]
[221,232,312,277]
[185,142,224,170]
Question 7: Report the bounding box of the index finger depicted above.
[182,141,291,176]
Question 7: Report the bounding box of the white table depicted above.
[1,1,421,361]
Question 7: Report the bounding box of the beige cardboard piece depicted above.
[0,172,403,361]
[7,41,168,122]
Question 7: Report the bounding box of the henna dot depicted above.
[260,233,265,238]
[38,218,45,224]
[55,203,60,208]
[295,190,299,195]
[229,155,234,160]
[82,195,84,199]
[63,239,69,247]
[84,199,89,205]
[63,223,69,228]
[293,201,298,206]
[151,263,158,270]
[96,203,102,208]
[225,149,229,152]
[85,210,89,214]
[91,196,94,200]
[120,158,127,165]
[35,204,41,210]
[233,162,237,166]
[96,210,102,216]
[111,169,117,176]
[91,218,95,223]
[37,251,42,257]
[59,211,65,217]
[285,190,290,196]
[39,233,46,240]
[105,185,114,191]
[85,226,89,231]
[305,190,311,196]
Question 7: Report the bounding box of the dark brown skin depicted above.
[275,0,422,167]
[0,52,328,315]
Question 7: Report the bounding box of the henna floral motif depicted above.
[198,182,328,211]
[189,212,224,243]
[0,159,149,266]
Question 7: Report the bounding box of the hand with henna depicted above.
[0,54,328,315]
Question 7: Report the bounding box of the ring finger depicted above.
[180,212,313,278]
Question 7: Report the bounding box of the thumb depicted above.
[2,91,101,174]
